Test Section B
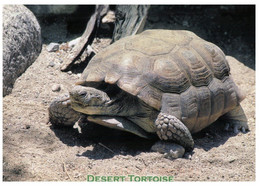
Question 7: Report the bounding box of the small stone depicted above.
[151,141,185,159]
[157,124,161,129]
[229,159,235,163]
[159,120,164,125]
[52,84,61,92]
[48,61,55,67]
[25,125,30,129]
[46,42,59,52]
[67,71,72,75]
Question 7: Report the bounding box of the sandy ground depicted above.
[3,5,255,181]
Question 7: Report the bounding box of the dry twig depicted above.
[98,142,115,154]
[60,154,72,181]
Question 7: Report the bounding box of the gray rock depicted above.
[3,5,42,96]
[46,43,59,52]
[52,84,61,92]
[151,141,185,159]
[26,5,78,16]
[48,61,55,67]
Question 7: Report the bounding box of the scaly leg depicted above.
[155,113,194,151]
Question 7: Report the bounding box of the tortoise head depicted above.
[69,85,111,115]
[69,85,145,117]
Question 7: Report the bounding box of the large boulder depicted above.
[3,5,42,96]
[26,5,78,15]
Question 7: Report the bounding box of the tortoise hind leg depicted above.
[223,104,249,133]
[155,113,194,151]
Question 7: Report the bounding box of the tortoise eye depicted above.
[79,92,86,97]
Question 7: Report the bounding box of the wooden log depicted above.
[60,5,109,71]
[112,5,150,43]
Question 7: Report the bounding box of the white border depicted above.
[0,1,258,185]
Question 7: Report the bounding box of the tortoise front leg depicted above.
[49,94,81,126]
[155,113,194,151]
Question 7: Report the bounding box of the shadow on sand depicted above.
[50,118,247,160]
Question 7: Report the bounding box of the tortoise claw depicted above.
[224,123,230,131]
[241,127,246,133]
[224,121,248,134]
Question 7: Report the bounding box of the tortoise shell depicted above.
[80,30,231,110]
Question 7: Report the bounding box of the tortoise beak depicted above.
[75,80,85,86]
[62,99,71,106]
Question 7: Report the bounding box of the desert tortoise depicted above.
[49,29,248,152]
